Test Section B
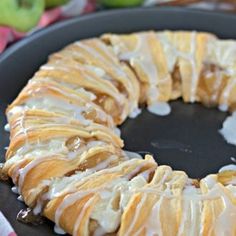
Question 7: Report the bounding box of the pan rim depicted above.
[1,6,236,64]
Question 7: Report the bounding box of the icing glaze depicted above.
[219,112,236,145]
[17,195,24,202]
[54,225,66,235]
[124,151,143,160]
[219,164,236,173]
[231,157,236,163]
[4,123,10,132]
[147,102,171,116]
[11,186,19,194]
[129,107,141,119]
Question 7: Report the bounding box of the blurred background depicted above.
[1,0,236,53]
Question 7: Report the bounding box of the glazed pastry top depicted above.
[2,30,236,236]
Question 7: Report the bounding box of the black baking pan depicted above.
[0,7,236,236]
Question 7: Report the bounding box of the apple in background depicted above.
[100,0,144,7]
[0,0,44,32]
[45,0,69,8]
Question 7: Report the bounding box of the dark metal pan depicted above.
[0,7,236,235]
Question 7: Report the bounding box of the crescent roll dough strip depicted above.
[119,167,236,236]
[50,38,140,120]
[43,156,157,236]
[15,148,123,207]
[35,59,129,124]
[7,109,122,148]
[119,166,187,236]
[6,121,124,160]
[160,31,213,103]
[102,31,172,106]
[6,79,114,128]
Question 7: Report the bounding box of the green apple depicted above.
[45,0,69,8]
[0,0,44,32]
[100,0,144,8]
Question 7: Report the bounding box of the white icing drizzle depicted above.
[75,41,141,119]
[219,164,236,173]
[47,159,149,202]
[219,112,236,145]
[26,97,91,125]
[84,65,106,77]
[120,34,158,88]
[145,195,164,236]
[188,32,198,103]
[16,140,112,194]
[17,195,24,202]
[211,184,236,236]
[218,104,228,112]
[76,42,106,62]
[133,175,180,236]
[18,156,61,193]
[129,107,141,119]
[175,32,198,102]
[221,78,236,107]
[33,201,43,215]
[177,186,202,236]
[204,70,213,79]
[7,105,25,119]
[54,225,66,235]
[72,196,96,236]
[124,151,143,160]
[114,127,121,137]
[75,87,97,101]
[203,174,217,188]
[79,40,128,79]
[201,176,236,235]
[125,161,155,180]
[124,167,236,236]
[211,69,224,102]
[54,190,98,227]
[74,42,135,119]
[231,157,236,163]
[88,155,117,172]
[19,79,113,125]
[38,72,97,102]
[9,139,67,184]
[42,160,153,235]
[119,177,147,212]
[138,168,155,182]
[95,42,140,115]
[147,101,171,116]
[207,40,236,109]
[41,68,124,104]
[157,31,198,102]
[125,194,147,236]
[208,40,236,70]
[14,111,28,143]
[46,170,94,200]
[11,186,19,194]
[90,190,121,233]
[93,226,107,236]
[7,139,66,167]
[4,123,10,132]
[157,33,178,72]
[119,34,164,107]
[75,41,128,87]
